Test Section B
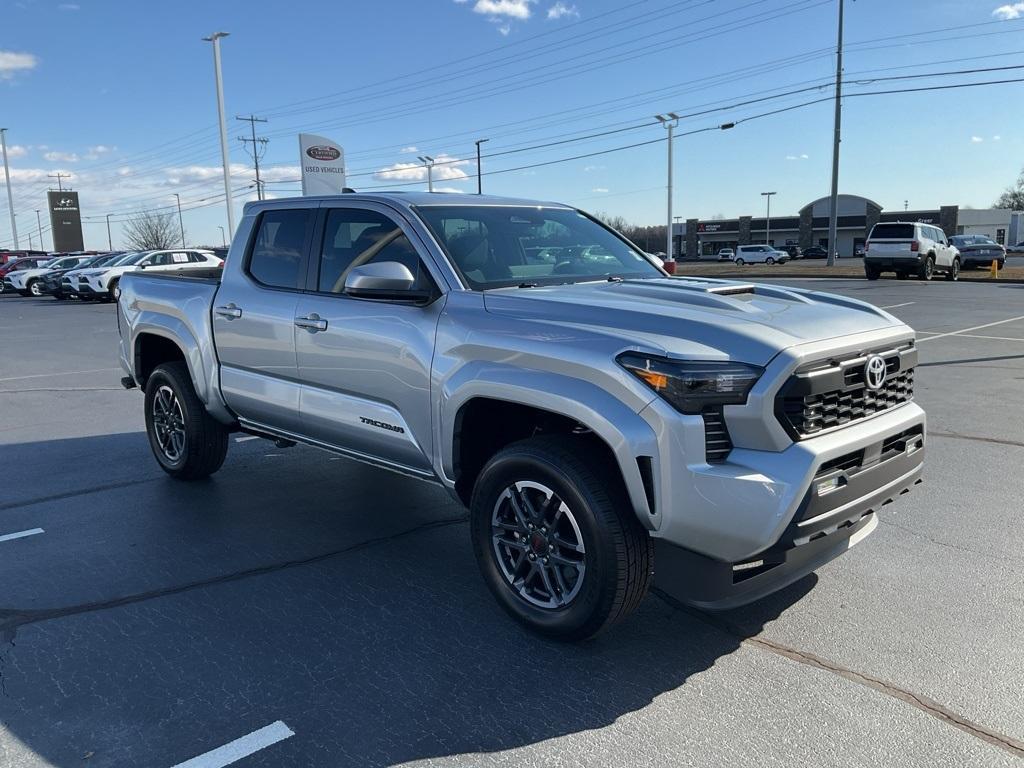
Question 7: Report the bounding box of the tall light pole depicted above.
[105,213,113,251]
[826,0,845,266]
[172,193,186,246]
[474,138,489,194]
[417,155,435,192]
[655,113,680,266]
[203,32,235,237]
[35,209,44,251]
[761,191,777,246]
[0,128,19,250]
[218,225,226,247]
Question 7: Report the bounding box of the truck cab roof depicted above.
[242,192,574,216]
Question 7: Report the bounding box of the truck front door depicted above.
[293,203,446,474]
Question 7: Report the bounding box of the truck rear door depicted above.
[292,202,445,473]
[212,206,316,434]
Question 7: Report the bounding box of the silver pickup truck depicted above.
[117,192,925,640]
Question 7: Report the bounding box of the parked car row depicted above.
[1,249,225,300]
[863,221,981,281]
[715,244,791,265]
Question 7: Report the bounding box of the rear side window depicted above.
[248,209,312,289]
[870,223,914,240]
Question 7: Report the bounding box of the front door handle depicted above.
[294,313,328,332]
[214,304,242,319]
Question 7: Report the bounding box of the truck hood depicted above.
[482,277,905,366]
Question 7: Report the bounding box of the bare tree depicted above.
[994,168,1024,211]
[122,211,183,251]
[594,211,666,253]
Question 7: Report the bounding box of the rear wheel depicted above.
[944,258,960,282]
[470,435,652,641]
[865,265,880,281]
[734,258,745,266]
[144,361,229,480]
[918,255,935,281]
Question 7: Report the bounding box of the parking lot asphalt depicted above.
[1,280,1022,767]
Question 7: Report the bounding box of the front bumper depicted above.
[654,422,924,609]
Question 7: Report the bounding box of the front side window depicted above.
[416,206,661,290]
[315,208,432,294]
[248,209,312,289]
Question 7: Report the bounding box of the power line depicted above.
[237,114,269,201]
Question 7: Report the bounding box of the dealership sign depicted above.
[299,133,346,196]
[48,190,84,252]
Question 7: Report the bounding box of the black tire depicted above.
[103,278,119,303]
[765,256,775,265]
[865,265,880,281]
[735,258,745,266]
[918,255,935,281]
[470,435,652,641]
[944,258,960,282]
[144,361,229,480]
[17,290,30,297]
[27,280,44,297]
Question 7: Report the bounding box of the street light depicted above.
[654,113,680,270]
[417,155,435,192]
[35,209,44,251]
[474,138,489,194]
[218,225,226,247]
[105,213,113,251]
[202,31,235,237]
[172,193,186,246]
[0,128,18,250]
[761,192,777,246]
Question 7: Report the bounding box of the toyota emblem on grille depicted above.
[864,355,887,390]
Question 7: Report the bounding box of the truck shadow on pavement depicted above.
[0,431,816,767]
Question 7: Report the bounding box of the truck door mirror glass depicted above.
[344,261,426,301]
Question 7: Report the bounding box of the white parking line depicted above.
[917,314,1024,343]
[170,721,294,768]
[0,527,44,543]
[234,435,259,443]
[880,302,915,309]
[0,367,121,383]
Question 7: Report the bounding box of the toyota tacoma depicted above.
[117,193,925,639]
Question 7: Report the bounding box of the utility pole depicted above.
[105,213,113,251]
[474,138,489,194]
[48,172,71,192]
[417,155,435,192]
[28,231,33,249]
[172,193,186,246]
[904,200,909,212]
[1,128,20,249]
[655,113,680,266]
[237,114,268,201]
[35,209,44,250]
[218,225,226,247]
[826,0,845,267]
[761,191,777,245]
[203,32,235,237]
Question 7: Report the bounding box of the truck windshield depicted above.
[415,205,663,290]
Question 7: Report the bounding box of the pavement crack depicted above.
[0,516,468,636]
[0,478,161,512]
[928,431,1024,450]
[652,589,1024,760]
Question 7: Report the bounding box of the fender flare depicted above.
[439,362,660,525]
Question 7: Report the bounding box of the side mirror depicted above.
[344,261,428,302]
[137,264,147,270]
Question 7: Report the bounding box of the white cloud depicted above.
[433,186,465,194]
[497,23,511,35]
[993,135,1002,141]
[993,2,1024,19]
[84,144,117,160]
[971,136,984,143]
[591,187,609,193]
[472,0,533,19]
[4,144,28,158]
[374,154,470,183]
[583,164,604,172]
[547,2,578,19]
[0,51,38,80]
[399,145,419,154]
[58,2,80,9]
[785,154,809,161]
[43,150,79,162]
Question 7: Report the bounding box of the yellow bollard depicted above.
[991,259,999,279]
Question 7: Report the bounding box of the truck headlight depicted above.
[617,353,763,414]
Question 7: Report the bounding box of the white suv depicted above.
[864,222,959,281]
[734,245,788,265]
[81,249,223,300]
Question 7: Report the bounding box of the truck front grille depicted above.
[702,406,733,463]
[777,343,916,439]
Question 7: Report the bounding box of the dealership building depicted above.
[672,194,1024,259]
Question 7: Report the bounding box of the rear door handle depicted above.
[214,304,242,319]
[294,313,328,332]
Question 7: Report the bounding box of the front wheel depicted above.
[144,361,229,480]
[765,256,775,265]
[28,280,43,297]
[470,436,652,641]
[945,258,960,282]
[734,258,745,266]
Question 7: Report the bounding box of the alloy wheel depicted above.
[151,385,186,463]
[491,480,587,609]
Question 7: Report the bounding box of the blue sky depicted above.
[2,0,1024,249]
